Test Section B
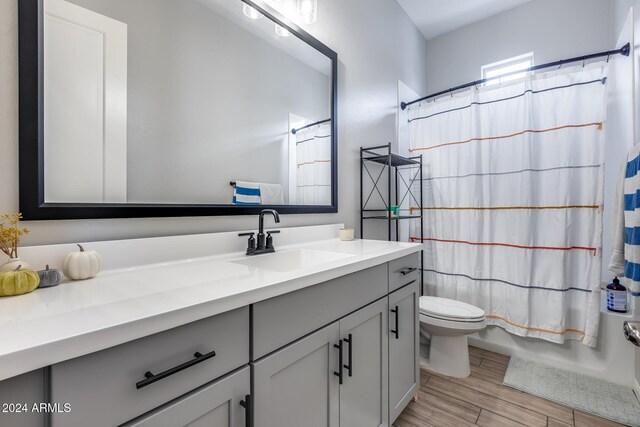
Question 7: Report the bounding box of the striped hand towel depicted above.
[610,145,640,296]
[233,181,261,205]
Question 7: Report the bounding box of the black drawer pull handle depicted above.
[343,334,353,377]
[333,340,343,385]
[400,267,418,275]
[136,350,216,389]
[239,394,252,427]
[391,306,399,339]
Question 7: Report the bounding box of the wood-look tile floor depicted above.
[396,346,626,427]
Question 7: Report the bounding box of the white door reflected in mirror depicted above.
[44,0,127,203]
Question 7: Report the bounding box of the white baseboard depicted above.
[467,336,514,357]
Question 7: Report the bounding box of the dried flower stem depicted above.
[0,213,30,259]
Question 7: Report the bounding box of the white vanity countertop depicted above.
[0,235,421,381]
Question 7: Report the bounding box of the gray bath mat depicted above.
[504,357,640,426]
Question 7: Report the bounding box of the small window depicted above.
[481,53,534,86]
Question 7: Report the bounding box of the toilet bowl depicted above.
[419,296,486,378]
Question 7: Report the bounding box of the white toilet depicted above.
[419,296,487,378]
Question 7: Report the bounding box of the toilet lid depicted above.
[419,296,485,320]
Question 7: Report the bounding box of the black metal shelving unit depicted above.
[360,143,424,291]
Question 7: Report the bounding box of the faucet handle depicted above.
[265,230,280,250]
[239,232,256,253]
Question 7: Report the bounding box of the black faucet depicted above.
[239,209,281,255]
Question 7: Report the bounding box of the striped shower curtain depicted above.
[296,121,332,205]
[408,64,608,347]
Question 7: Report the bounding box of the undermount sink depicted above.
[230,249,353,272]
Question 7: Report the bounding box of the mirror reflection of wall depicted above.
[43,0,332,206]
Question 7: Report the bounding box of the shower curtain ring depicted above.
[607,54,611,63]
[557,61,562,70]
[449,90,453,98]
[582,56,586,67]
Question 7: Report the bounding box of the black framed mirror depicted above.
[18,0,337,220]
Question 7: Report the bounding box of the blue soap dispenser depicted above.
[606,277,628,313]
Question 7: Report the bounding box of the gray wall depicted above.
[614,0,639,36]
[0,0,428,244]
[426,0,614,93]
[68,0,331,204]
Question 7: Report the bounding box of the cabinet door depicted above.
[123,366,250,427]
[388,281,420,424]
[252,322,340,427]
[0,369,46,427]
[339,298,388,427]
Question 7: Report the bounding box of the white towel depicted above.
[610,158,627,276]
[610,145,640,296]
[259,183,284,205]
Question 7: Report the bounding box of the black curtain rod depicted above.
[401,42,631,110]
[291,118,331,134]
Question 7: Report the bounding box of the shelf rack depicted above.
[360,143,424,291]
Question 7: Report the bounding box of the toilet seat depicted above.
[423,312,486,323]
[419,296,485,322]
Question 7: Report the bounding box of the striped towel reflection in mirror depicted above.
[232,181,261,205]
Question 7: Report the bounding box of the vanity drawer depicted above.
[252,264,387,360]
[389,253,420,292]
[51,307,250,427]
[122,366,250,427]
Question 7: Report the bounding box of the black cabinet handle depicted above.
[343,334,353,377]
[333,340,343,385]
[136,350,216,389]
[400,267,418,275]
[239,394,252,427]
[391,306,399,339]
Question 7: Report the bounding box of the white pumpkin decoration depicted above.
[63,244,102,280]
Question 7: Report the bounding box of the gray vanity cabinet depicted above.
[0,253,422,427]
[338,298,389,427]
[123,366,250,427]
[252,322,341,427]
[388,280,420,425]
[251,255,420,427]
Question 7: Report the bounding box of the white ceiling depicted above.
[396,0,533,40]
